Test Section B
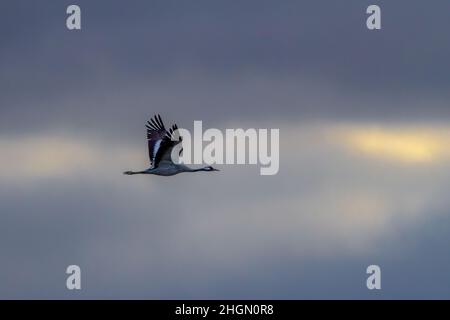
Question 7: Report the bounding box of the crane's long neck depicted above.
[124,170,149,175]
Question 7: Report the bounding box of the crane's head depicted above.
[204,165,220,172]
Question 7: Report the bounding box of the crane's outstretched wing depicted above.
[145,114,182,167]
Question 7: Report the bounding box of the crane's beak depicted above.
[213,168,220,171]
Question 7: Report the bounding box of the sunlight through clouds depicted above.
[3,124,450,181]
[0,135,141,180]
[338,126,450,164]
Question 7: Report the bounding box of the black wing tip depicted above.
[154,114,163,128]
[146,114,182,141]
[147,114,165,131]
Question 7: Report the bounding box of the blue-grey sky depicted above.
[1,0,450,299]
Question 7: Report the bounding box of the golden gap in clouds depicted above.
[343,127,449,163]
[0,137,100,177]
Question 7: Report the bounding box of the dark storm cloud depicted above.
[2,0,450,88]
[1,0,450,136]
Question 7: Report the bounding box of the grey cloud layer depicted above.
[1,0,450,135]
[1,0,450,298]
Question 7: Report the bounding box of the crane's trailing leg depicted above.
[123,170,148,175]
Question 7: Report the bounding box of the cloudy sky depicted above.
[1,0,450,299]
